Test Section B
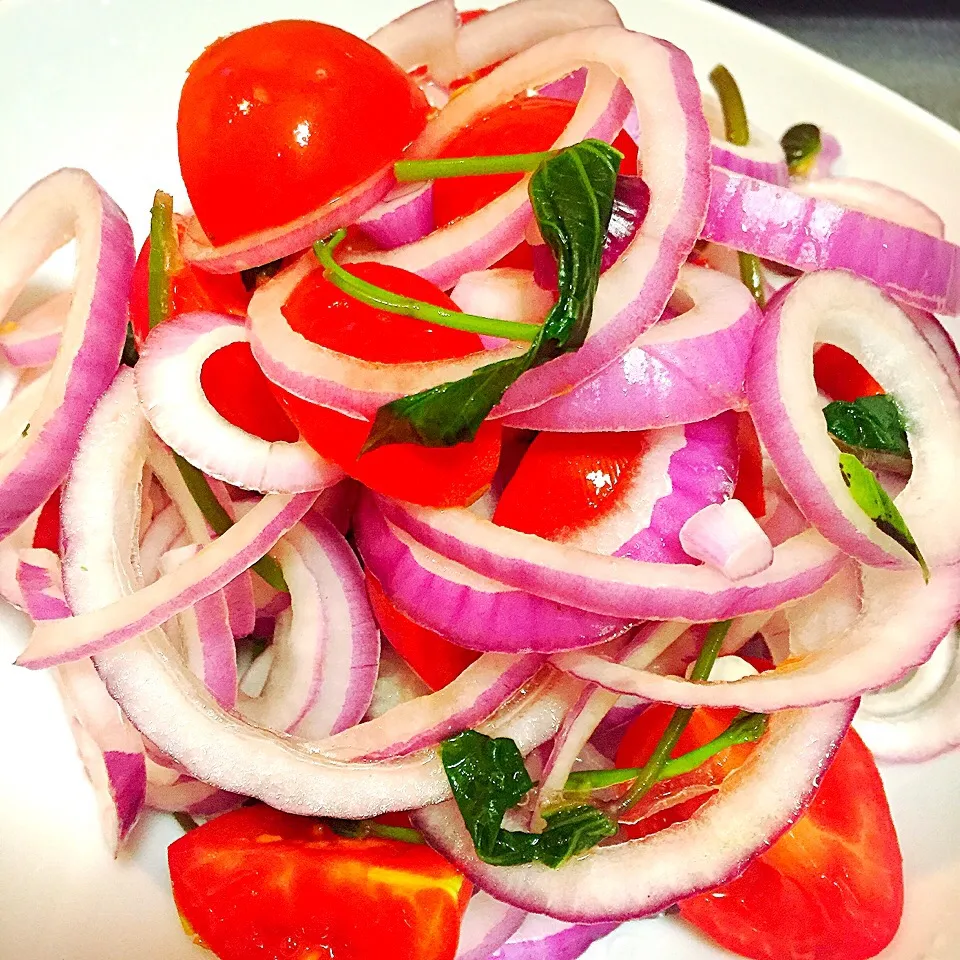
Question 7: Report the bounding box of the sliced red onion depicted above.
[793,176,944,237]
[159,545,238,711]
[552,563,960,711]
[136,311,342,494]
[19,372,319,670]
[456,892,526,960]
[906,307,960,398]
[319,653,545,761]
[180,166,397,274]
[855,625,960,763]
[0,372,51,456]
[701,94,789,186]
[367,0,462,78]
[17,547,146,853]
[0,508,40,607]
[504,265,760,431]
[55,372,578,816]
[679,499,774,580]
[813,131,842,178]
[312,478,359,535]
[747,271,960,569]
[354,494,629,653]
[704,167,960,314]
[146,772,243,817]
[0,290,68,368]
[377,495,843,622]
[0,169,133,537]
[413,699,856,921]
[355,181,435,250]
[237,513,379,740]
[490,913,619,960]
[138,503,185,584]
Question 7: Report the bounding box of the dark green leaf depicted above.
[780,123,822,177]
[120,322,139,367]
[534,805,618,867]
[838,452,928,580]
[364,139,622,450]
[824,394,910,458]
[240,258,285,292]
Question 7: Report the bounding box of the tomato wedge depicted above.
[615,701,903,960]
[32,487,62,553]
[169,804,471,960]
[366,572,480,690]
[733,411,766,519]
[813,344,884,403]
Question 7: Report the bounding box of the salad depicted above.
[2,1,960,959]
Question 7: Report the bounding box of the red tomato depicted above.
[366,572,480,690]
[178,21,429,247]
[275,262,500,507]
[282,262,482,364]
[813,344,884,402]
[493,430,648,540]
[32,487,62,553]
[201,342,299,443]
[128,220,250,347]
[733,411,766,519]
[615,706,903,960]
[169,804,471,960]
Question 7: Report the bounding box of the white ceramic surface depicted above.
[1,1,959,958]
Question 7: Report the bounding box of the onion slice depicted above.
[0,168,133,537]
[702,93,789,186]
[0,290,68,368]
[455,892,526,960]
[413,699,856,922]
[136,310,342,493]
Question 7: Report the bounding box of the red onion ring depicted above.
[413,698,856,922]
[355,181,435,250]
[747,271,960,569]
[0,168,133,537]
[455,892,526,960]
[704,167,960,314]
[0,290,67,368]
[491,913,619,960]
[701,94,789,185]
[136,310,343,493]
[679,498,774,580]
[368,0,461,78]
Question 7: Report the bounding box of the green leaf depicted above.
[780,123,822,178]
[440,730,617,868]
[838,452,928,580]
[824,394,910,459]
[364,139,622,450]
[120,322,139,367]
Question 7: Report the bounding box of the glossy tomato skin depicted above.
[366,572,480,690]
[169,804,471,960]
[616,706,903,960]
[733,412,766,519]
[813,344,884,402]
[32,487,62,553]
[178,21,429,247]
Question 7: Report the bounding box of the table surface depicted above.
[716,3,960,130]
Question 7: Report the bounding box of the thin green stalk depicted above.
[395,150,558,182]
[147,190,179,329]
[314,231,539,342]
[739,252,767,308]
[564,711,768,793]
[173,453,288,593]
[709,65,750,147]
[612,620,732,816]
[173,811,199,833]
[328,819,425,845]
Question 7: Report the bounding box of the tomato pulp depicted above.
[169,804,471,960]
[178,21,429,246]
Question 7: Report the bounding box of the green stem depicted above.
[148,190,179,329]
[328,819,425,845]
[709,65,750,147]
[780,123,822,178]
[395,151,558,182]
[173,811,199,833]
[564,711,768,793]
[173,453,289,593]
[314,231,539,343]
[612,620,732,816]
[738,252,767,309]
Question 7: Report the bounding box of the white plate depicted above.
[1,2,959,958]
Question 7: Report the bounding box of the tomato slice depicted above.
[128,219,250,347]
[813,344,884,402]
[615,704,903,960]
[733,411,766,519]
[366,572,480,690]
[177,21,429,247]
[169,804,471,960]
[493,430,648,541]
[32,487,62,553]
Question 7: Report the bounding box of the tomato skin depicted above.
[129,223,250,347]
[813,344,884,402]
[276,390,502,508]
[169,804,471,960]
[32,487,62,553]
[201,342,300,444]
[733,411,766,519]
[615,707,903,960]
[366,572,480,690]
[178,21,429,247]
[493,430,648,540]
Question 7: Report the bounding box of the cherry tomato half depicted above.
[616,705,903,960]
[366,572,480,690]
[178,21,429,246]
[169,804,471,960]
